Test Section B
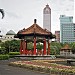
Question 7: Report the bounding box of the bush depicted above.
[9,52,20,55]
[0,55,9,60]
[9,52,20,58]
[0,47,6,54]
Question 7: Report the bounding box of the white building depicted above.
[0,30,18,42]
[43,4,51,31]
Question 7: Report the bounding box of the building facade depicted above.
[55,31,60,42]
[60,15,75,43]
[0,30,18,42]
[43,4,51,31]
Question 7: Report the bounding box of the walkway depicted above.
[0,59,49,75]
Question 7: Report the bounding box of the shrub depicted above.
[9,52,20,55]
[9,52,20,58]
[0,55,9,60]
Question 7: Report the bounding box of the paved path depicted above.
[0,59,49,75]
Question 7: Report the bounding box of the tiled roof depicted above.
[18,23,51,35]
[61,44,71,50]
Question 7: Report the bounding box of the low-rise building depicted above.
[55,31,60,42]
[60,44,72,56]
[0,30,19,42]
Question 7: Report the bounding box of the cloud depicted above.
[0,0,74,34]
[69,0,74,2]
[6,11,21,19]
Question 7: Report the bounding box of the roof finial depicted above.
[34,19,37,24]
[46,4,49,7]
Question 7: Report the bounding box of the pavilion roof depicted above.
[61,44,71,50]
[18,23,51,35]
[15,19,55,39]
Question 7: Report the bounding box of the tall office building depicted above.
[43,4,51,31]
[60,15,75,43]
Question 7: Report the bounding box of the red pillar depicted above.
[43,38,46,55]
[23,40,26,54]
[48,40,50,55]
[33,37,36,55]
[26,41,27,50]
[25,41,27,55]
[20,40,23,55]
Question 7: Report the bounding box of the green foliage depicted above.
[9,52,20,55]
[9,40,20,52]
[0,40,2,43]
[37,42,43,50]
[0,55,9,60]
[0,40,20,54]
[50,42,75,55]
[50,42,62,55]
[1,41,10,53]
[70,42,75,54]
[27,42,33,50]
[9,52,20,58]
[0,47,6,54]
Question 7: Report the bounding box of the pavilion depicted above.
[15,19,55,55]
[60,44,72,56]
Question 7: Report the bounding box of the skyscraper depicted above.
[60,15,75,43]
[43,4,51,31]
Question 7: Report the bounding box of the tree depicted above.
[50,42,62,55]
[9,40,20,52]
[27,42,33,50]
[70,42,75,54]
[0,40,20,53]
[36,42,43,50]
[0,47,6,54]
[1,41,10,53]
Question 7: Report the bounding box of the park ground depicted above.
[0,58,49,75]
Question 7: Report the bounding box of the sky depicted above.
[0,0,74,35]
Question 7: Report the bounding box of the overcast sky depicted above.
[0,0,74,35]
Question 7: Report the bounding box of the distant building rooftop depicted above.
[6,30,16,35]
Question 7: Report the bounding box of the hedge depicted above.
[9,52,20,58]
[0,55,9,60]
[9,52,20,55]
